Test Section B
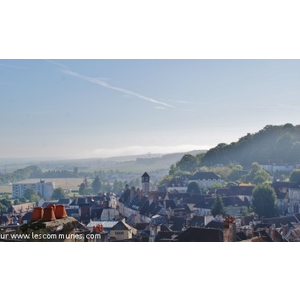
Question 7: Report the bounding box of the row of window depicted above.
[113,231,124,235]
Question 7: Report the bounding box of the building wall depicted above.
[101,208,119,221]
[110,229,132,240]
[12,181,55,199]
[166,187,188,193]
[261,164,294,173]
[188,179,223,189]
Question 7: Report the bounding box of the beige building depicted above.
[109,220,137,241]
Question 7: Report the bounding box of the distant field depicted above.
[0,185,12,194]
[11,178,85,191]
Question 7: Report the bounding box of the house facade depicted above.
[109,220,137,241]
[188,172,223,189]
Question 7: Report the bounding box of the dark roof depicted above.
[181,203,192,213]
[175,227,223,242]
[294,213,300,222]
[148,191,167,201]
[253,230,273,242]
[157,199,177,209]
[0,215,9,224]
[273,229,288,242]
[222,196,250,207]
[188,172,220,181]
[151,204,166,216]
[66,208,80,215]
[150,215,169,227]
[169,216,186,231]
[111,221,132,231]
[134,223,149,231]
[262,215,300,227]
[142,172,150,178]
[215,188,232,197]
[21,211,33,222]
[70,198,89,206]
[271,181,296,189]
[287,181,300,189]
[193,198,215,209]
[236,231,248,241]
[272,187,288,199]
[126,195,148,211]
[160,224,171,232]
[205,220,224,230]
[155,231,182,242]
[90,203,103,210]
[181,194,212,205]
[78,203,93,207]
[286,228,300,242]
[189,216,205,227]
[228,185,254,196]
[57,198,71,205]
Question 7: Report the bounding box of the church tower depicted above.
[141,172,150,195]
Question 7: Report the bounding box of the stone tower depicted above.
[141,172,150,195]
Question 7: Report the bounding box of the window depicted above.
[114,231,124,235]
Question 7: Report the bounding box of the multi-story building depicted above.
[12,180,55,199]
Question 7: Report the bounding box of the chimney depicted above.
[282,224,288,236]
[137,188,142,199]
[130,186,136,201]
[270,224,276,241]
[223,216,236,242]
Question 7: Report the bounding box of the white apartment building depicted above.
[12,180,55,199]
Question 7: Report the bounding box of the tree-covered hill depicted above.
[200,123,300,167]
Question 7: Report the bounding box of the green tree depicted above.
[228,164,243,182]
[73,167,79,176]
[52,187,66,200]
[112,180,124,195]
[84,176,89,187]
[187,182,201,195]
[0,203,6,214]
[0,198,11,208]
[31,194,41,203]
[252,183,278,218]
[92,175,101,195]
[176,154,198,172]
[23,188,39,201]
[169,164,178,176]
[275,132,293,162]
[79,182,87,195]
[243,162,269,184]
[83,187,93,195]
[211,195,227,217]
[289,169,300,182]
[19,197,27,203]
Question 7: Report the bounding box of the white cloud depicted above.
[62,70,173,108]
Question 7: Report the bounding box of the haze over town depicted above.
[2,59,300,160]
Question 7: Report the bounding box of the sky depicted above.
[1,59,300,159]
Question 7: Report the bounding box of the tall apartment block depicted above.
[12,180,55,199]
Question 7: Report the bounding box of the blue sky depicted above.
[1,59,300,159]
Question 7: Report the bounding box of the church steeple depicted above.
[141,172,150,195]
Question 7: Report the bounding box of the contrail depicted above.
[62,70,173,108]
